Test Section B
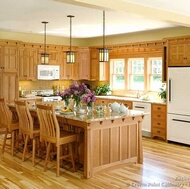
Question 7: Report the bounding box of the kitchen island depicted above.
[7,102,145,179]
[56,109,145,178]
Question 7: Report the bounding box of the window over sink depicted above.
[110,56,163,94]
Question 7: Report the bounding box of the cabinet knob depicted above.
[157,123,161,126]
[157,115,161,117]
[157,130,161,133]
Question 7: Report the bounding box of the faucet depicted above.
[137,90,141,98]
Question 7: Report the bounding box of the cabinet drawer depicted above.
[152,128,166,136]
[152,113,166,121]
[152,121,166,129]
[152,104,166,113]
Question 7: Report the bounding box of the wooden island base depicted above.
[64,113,144,178]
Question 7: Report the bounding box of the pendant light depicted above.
[41,21,49,64]
[66,15,75,64]
[99,10,109,62]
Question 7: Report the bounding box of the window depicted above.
[128,58,144,90]
[110,59,125,89]
[148,58,162,91]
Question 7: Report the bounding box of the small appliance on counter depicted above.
[19,90,31,97]
[31,89,62,101]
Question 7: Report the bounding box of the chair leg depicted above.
[22,135,29,162]
[32,138,36,166]
[69,143,76,172]
[56,145,60,177]
[11,130,15,156]
[44,142,51,172]
[2,128,8,154]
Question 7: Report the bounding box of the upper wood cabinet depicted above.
[90,49,109,81]
[59,50,78,80]
[0,45,18,72]
[18,44,38,80]
[77,47,90,80]
[168,37,190,66]
[38,45,60,65]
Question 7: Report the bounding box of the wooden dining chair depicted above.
[15,100,40,166]
[0,98,19,156]
[36,103,79,177]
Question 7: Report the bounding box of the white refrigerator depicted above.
[167,67,190,145]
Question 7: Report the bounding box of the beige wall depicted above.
[1,26,190,47]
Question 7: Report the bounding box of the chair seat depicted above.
[59,130,79,145]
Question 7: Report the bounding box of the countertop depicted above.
[95,95,166,105]
[56,109,147,123]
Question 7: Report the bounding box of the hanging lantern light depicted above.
[99,11,109,62]
[41,21,49,64]
[66,15,75,64]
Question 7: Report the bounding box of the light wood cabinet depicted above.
[18,45,37,80]
[78,48,90,80]
[94,98,109,105]
[0,72,18,102]
[90,49,109,81]
[151,103,167,141]
[59,50,78,80]
[0,46,18,72]
[168,37,190,66]
[38,46,60,65]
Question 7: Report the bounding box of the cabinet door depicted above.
[0,46,18,72]
[18,48,37,80]
[168,44,185,66]
[60,51,74,80]
[78,48,90,80]
[90,49,109,81]
[48,48,60,65]
[0,72,18,102]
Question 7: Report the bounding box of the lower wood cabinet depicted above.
[0,72,18,102]
[151,103,167,141]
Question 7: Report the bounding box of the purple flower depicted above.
[60,82,95,106]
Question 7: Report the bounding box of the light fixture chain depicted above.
[103,10,105,49]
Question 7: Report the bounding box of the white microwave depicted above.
[37,65,60,80]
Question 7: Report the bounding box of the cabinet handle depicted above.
[157,107,161,110]
[157,130,161,133]
[157,123,161,126]
[157,115,161,117]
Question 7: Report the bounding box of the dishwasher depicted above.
[133,101,151,137]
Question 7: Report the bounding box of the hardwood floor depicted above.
[0,135,190,189]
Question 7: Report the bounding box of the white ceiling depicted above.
[0,0,190,38]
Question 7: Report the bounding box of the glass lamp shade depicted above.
[41,53,49,64]
[99,48,109,62]
[66,51,75,63]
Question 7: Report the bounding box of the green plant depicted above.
[158,84,166,100]
[94,84,111,95]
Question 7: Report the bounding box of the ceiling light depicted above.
[41,21,49,64]
[99,11,109,62]
[66,15,75,64]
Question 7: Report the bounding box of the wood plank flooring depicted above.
[0,135,190,189]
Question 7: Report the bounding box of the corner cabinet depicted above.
[168,37,190,66]
[90,49,109,81]
[151,103,167,141]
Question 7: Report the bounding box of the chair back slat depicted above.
[0,98,12,129]
[36,104,60,143]
[15,100,33,136]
